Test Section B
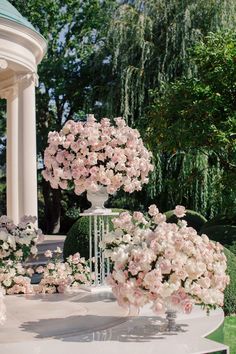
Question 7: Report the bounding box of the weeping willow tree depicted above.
[108,0,236,124]
[147,31,236,217]
[106,1,236,217]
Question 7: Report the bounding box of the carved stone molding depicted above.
[17,72,39,87]
[0,85,18,100]
[0,59,8,70]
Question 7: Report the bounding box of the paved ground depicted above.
[0,292,228,354]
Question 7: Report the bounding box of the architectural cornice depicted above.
[0,19,47,69]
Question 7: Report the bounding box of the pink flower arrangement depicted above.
[0,248,91,296]
[102,205,229,314]
[42,115,153,195]
[35,248,91,294]
[0,215,44,263]
[0,260,34,295]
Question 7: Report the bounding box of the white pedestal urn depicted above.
[85,185,110,214]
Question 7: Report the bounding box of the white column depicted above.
[6,86,20,224]
[18,74,38,224]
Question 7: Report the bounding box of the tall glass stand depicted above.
[80,211,119,290]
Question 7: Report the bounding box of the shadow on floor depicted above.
[23,291,115,303]
[20,314,188,343]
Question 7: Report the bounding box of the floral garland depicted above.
[42,115,153,195]
[102,205,229,314]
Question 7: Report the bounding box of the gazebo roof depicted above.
[0,0,37,33]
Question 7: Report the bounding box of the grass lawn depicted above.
[207,316,236,354]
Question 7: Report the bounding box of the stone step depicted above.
[25,235,66,267]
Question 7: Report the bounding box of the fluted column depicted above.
[6,86,20,224]
[18,73,38,224]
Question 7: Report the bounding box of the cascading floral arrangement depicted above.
[42,115,153,195]
[101,205,229,314]
[0,215,44,263]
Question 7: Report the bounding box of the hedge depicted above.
[63,209,125,260]
[165,209,207,232]
[200,225,236,247]
[223,248,236,315]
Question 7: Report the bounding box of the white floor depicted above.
[0,290,229,354]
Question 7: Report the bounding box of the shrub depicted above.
[202,214,236,228]
[63,209,125,260]
[225,241,236,257]
[200,225,236,246]
[223,248,236,315]
[165,209,207,232]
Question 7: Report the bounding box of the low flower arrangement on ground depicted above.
[0,248,92,295]
[35,248,92,294]
[0,260,34,295]
[42,115,153,195]
[102,205,230,314]
[0,215,44,263]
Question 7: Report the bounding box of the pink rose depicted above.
[174,205,186,218]
[148,204,159,216]
[181,299,193,314]
[36,266,44,274]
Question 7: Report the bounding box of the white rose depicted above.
[113,270,126,283]
[123,234,131,243]
[9,268,16,277]
[2,242,9,250]
[3,279,12,287]
[0,231,8,242]
[133,236,140,244]
[7,235,16,248]
[15,250,23,258]
[30,246,38,255]
[104,234,115,243]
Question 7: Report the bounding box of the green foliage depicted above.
[202,214,236,227]
[63,209,125,260]
[207,316,236,353]
[165,209,207,232]
[225,241,236,257]
[146,31,236,217]
[200,225,236,246]
[109,0,236,124]
[148,31,236,153]
[200,214,236,255]
[63,216,90,260]
[223,248,236,315]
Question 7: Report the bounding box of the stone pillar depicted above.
[6,86,20,224]
[18,73,38,224]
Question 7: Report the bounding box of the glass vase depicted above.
[165,309,178,332]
